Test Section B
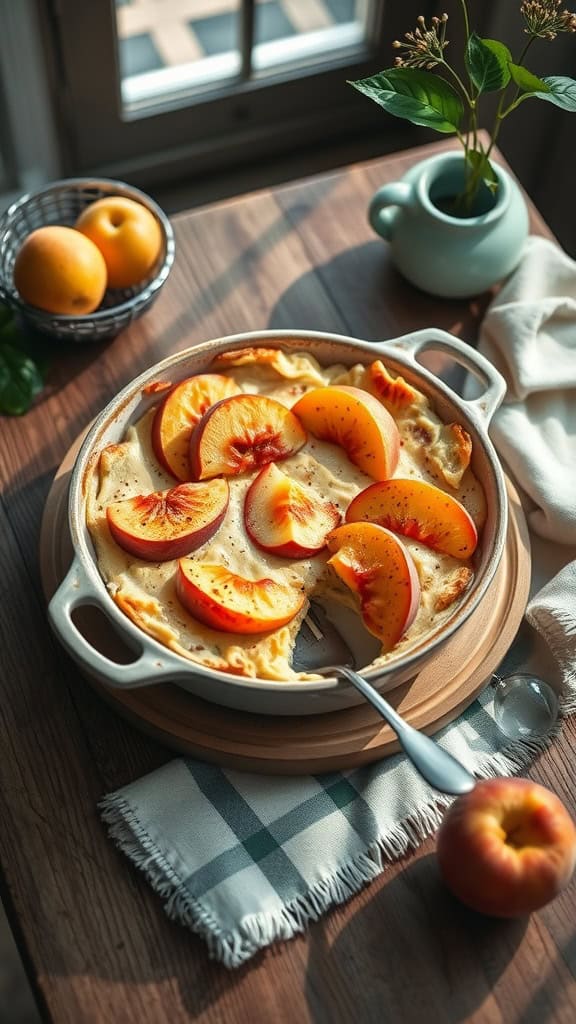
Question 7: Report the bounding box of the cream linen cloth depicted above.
[475,233,576,711]
[477,235,576,546]
[100,236,576,967]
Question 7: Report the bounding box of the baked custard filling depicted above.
[85,347,486,681]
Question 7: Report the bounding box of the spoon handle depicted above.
[331,666,476,795]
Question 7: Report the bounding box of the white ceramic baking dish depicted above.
[48,328,508,715]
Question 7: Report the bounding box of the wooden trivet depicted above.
[40,436,530,773]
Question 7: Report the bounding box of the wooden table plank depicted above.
[274,135,555,346]
[0,138,573,1023]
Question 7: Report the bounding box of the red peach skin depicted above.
[436,777,576,917]
[152,374,241,481]
[106,479,229,561]
[190,393,307,479]
[244,462,341,557]
[176,561,306,634]
[346,478,478,558]
[326,521,420,651]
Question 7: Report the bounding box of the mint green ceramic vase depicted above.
[369,152,529,298]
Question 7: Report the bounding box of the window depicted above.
[0,1,61,206]
[117,0,373,110]
[37,0,427,186]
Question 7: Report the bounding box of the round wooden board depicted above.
[40,435,531,774]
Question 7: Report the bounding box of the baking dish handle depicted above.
[48,556,191,689]
[378,328,506,426]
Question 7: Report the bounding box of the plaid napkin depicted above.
[100,586,573,967]
[100,236,576,967]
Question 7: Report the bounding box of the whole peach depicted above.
[13,225,107,315]
[75,196,162,289]
[436,777,576,917]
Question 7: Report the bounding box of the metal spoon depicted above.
[293,604,476,796]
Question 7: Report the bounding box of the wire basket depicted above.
[0,177,175,343]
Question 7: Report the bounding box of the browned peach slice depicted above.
[326,521,420,651]
[176,561,305,633]
[152,374,241,480]
[345,478,478,559]
[291,385,399,480]
[244,462,341,557]
[211,346,281,368]
[427,421,472,489]
[364,360,425,416]
[189,393,307,480]
[142,380,172,397]
[211,347,325,383]
[106,479,229,561]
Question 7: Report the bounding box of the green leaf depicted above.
[466,150,499,193]
[509,63,549,94]
[465,35,511,93]
[0,342,44,416]
[536,76,576,111]
[0,319,50,376]
[349,68,463,134]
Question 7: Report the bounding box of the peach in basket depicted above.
[0,177,175,343]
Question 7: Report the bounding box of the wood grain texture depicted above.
[0,138,574,1024]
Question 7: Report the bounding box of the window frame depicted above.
[37,0,432,186]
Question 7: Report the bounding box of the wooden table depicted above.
[1,137,575,1024]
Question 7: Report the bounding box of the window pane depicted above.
[116,0,242,109]
[253,0,369,72]
[256,0,367,43]
[116,0,371,110]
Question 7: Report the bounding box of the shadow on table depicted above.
[267,242,494,345]
[303,852,529,1023]
[0,900,42,1024]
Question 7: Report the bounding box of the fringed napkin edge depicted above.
[99,725,556,969]
[526,604,576,716]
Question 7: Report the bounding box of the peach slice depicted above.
[176,561,305,634]
[190,393,307,480]
[345,478,478,559]
[106,479,229,561]
[291,385,399,480]
[152,374,241,481]
[326,521,420,651]
[365,360,424,416]
[244,462,341,558]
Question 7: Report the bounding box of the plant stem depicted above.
[459,0,471,43]
[486,36,536,160]
[438,58,473,106]
[437,52,478,209]
[458,0,478,208]
[516,37,536,73]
